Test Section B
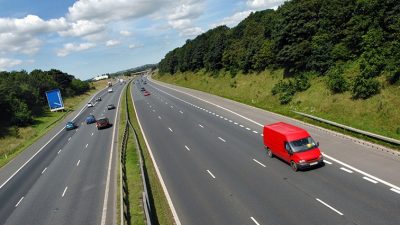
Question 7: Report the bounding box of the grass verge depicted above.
[0,79,111,168]
[154,70,400,150]
[126,80,175,225]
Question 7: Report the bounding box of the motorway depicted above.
[0,82,124,225]
[132,76,400,225]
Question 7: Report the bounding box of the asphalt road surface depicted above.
[132,76,400,225]
[0,82,125,225]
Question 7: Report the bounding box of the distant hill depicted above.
[112,64,157,76]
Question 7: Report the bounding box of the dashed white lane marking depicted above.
[253,159,266,167]
[179,110,183,114]
[250,217,260,225]
[218,137,226,142]
[363,176,378,184]
[253,130,258,134]
[316,198,344,216]
[170,106,173,108]
[41,167,47,174]
[340,167,353,173]
[246,127,251,130]
[68,137,71,141]
[15,197,24,207]
[153,109,156,112]
[229,120,233,123]
[185,145,190,151]
[168,127,173,132]
[77,160,81,166]
[239,125,244,128]
[198,124,204,128]
[58,149,62,154]
[158,116,162,119]
[224,118,228,120]
[323,160,332,165]
[62,186,68,197]
[91,132,94,136]
[85,144,88,148]
[234,122,238,125]
[207,170,216,179]
[220,116,224,119]
[390,188,400,194]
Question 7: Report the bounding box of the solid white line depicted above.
[253,130,258,134]
[340,167,354,173]
[316,198,343,215]
[15,197,24,207]
[390,188,400,194]
[198,124,204,128]
[250,217,260,225]
[185,145,190,151]
[218,137,226,142]
[207,170,216,179]
[85,144,88,148]
[62,186,68,197]
[169,127,173,132]
[363,176,378,184]
[253,159,266,167]
[323,160,332,165]
[41,167,47,174]
[58,149,62,154]
[77,160,80,166]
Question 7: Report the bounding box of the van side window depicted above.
[285,142,291,151]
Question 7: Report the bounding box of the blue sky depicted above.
[0,0,284,80]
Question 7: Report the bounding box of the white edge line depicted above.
[316,198,343,216]
[100,83,123,225]
[130,83,182,225]
[253,159,266,167]
[149,77,400,192]
[250,217,260,225]
[207,170,216,179]
[15,196,24,207]
[390,188,400,194]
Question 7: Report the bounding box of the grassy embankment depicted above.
[154,67,400,150]
[0,79,110,168]
[126,80,175,225]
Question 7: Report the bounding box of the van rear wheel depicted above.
[290,161,298,172]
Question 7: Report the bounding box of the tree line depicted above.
[159,0,400,103]
[0,69,90,127]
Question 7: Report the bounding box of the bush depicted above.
[279,92,294,105]
[326,66,348,93]
[352,76,380,99]
[272,75,310,104]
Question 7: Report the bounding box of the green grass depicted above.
[154,69,400,149]
[0,79,111,168]
[126,80,175,225]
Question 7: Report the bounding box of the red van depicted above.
[263,122,324,171]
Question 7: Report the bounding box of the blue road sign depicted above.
[45,89,64,111]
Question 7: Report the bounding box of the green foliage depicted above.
[272,75,310,104]
[352,76,380,99]
[327,65,348,93]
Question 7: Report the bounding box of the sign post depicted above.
[45,89,65,112]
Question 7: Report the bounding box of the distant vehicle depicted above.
[144,91,150,96]
[96,97,102,102]
[263,122,323,171]
[108,81,112,87]
[96,117,111,130]
[86,115,96,124]
[107,104,116,110]
[143,81,147,84]
[108,88,113,93]
[140,87,145,92]
[87,102,94,108]
[65,121,77,131]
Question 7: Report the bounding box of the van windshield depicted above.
[289,137,317,152]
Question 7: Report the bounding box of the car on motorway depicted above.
[140,87,145,92]
[86,115,96,124]
[263,122,324,171]
[144,90,150,96]
[96,117,111,129]
[108,88,113,93]
[107,104,116,110]
[65,121,77,131]
[96,97,102,102]
[87,102,94,108]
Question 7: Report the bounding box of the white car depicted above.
[108,88,113,93]
[87,102,94,108]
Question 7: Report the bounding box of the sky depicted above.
[0,0,285,80]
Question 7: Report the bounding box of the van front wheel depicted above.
[290,161,298,172]
[266,148,274,158]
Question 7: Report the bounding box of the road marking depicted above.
[41,167,47,174]
[234,122,238,125]
[220,116,224,119]
[246,127,251,130]
[250,217,260,225]
[363,176,378,184]
[316,198,343,215]
[218,137,226,142]
[253,130,258,134]
[207,170,216,179]
[62,186,68,197]
[323,160,332,165]
[58,149,62,154]
[212,113,215,115]
[77,160,80,166]
[91,132,94,136]
[340,167,354,173]
[229,120,232,122]
[153,109,156,112]
[158,116,162,119]
[390,188,400,194]
[85,144,88,148]
[198,124,204,128]
[239,125,244,127]
[170,106,173,108]
[168,127,173,132]
[15,197,24,207]
[185,145,190,151]
[253,159,266,167]
[224,118,228,120]
[68,137,71,141]
[179,110,183,114]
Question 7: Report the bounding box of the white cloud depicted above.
[59,20,105,37]
[179,27,203,37]
[106,40,120,47]
[246,0,285,10]
[57,42,96,57]
[129,44,144,49]
[0,33,41,55]
[120,30,131,36]
[0,58,22,71]
[213,10,254,28]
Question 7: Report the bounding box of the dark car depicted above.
[144,91,150,96]
[65,121,77,131]
[86,115,96,124]
[107,104,116,110]
[96,117,111,130]
[96,97,102,102]
[140,87,145,92]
